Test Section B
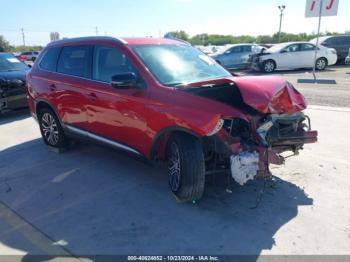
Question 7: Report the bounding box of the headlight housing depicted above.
[208,118,224,136]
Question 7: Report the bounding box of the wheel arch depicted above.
[35,99,62,125]
[265,58,277,66]
[317,56,328,64]
[150,126,202,162]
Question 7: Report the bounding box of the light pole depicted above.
[278,5,286,43]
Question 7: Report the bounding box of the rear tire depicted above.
[38,108,68,148]
[315,57,327,70]
[166,133,205,202]
[262,60,276,73]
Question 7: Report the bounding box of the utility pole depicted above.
[21,28,26,46]
[278,5,286,43]
[95,26,98,36]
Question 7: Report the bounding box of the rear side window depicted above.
[301,43,316,51]
[340,36,350,45]
[39,47,61,72]
[231,46,242,53]
[242,45,252,52]
[57,45,92,78]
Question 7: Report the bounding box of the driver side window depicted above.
[93,45,139,83]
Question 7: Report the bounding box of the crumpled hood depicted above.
[233,76,306,114]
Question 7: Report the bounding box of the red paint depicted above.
[26,37,316,161]
[326,0,335,9]
[310,0,316,11]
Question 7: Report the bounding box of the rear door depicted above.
[240,45,253,67]
[299,43,316,68]
[54,45,93,130]
[221,46,242,68]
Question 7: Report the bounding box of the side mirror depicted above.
[111,72,137,89]
[280,49,287,53]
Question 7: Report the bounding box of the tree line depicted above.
[0,35,43,52]
[1,29,350,52]
[165,30,350,46]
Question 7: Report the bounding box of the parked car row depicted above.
[203,35,350,73]
[15,51,40,62]
[0,53,30,114]
[251,42,337,73]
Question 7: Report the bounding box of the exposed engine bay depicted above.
[183,79,318,185]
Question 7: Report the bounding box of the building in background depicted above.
[50,32,60,42]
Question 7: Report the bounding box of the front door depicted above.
[84,45,149,154]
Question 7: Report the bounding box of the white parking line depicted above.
[0,201,79,258]
[308,105,350,113]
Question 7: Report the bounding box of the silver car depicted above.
[346,48,350,65]
[210,44,260,69]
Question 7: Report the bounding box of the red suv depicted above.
[26,36,318,202]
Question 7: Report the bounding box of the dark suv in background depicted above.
[311,35,350,63]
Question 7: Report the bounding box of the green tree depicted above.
[0,35,10,52]
[256,35,273,44]
[164,30,189,41]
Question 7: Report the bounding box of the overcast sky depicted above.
[0,0,349,46]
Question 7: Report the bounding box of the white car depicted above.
[252,42,337,73]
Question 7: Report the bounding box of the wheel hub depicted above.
[168,142,181,192]
[41,113,59,145]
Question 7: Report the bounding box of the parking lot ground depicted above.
[0,103,350,258]
[235,65,350,108]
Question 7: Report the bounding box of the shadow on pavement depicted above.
[0,138,313,259]
[0,108,30,125]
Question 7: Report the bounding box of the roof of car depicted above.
[47,36,188,47]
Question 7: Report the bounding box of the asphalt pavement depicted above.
[0,66,350,259]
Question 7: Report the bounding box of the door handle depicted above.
[49,83,56,92]
[87,92,98,101]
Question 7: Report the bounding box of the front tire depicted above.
[38,108,68,148]
[315,57,327,70]
[166,134,205,202]
[262,60,276,73]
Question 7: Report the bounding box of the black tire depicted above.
[38,107,68,148]
[262,60,276,73]
[166,133,205,202]
[315,57,327,70]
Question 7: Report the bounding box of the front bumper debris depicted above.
[230,151,259,185]
[213,112,318,185]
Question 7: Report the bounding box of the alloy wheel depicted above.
[41,113,59,145]
[264,61,275,72]
[316,59,326,70]
[168,142,181,192]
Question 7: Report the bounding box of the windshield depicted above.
[265,43,289,53]
[0,53,28,72]
[131,44,231,86]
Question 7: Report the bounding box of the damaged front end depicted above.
[204,113,317,185]
[195,78,318,185]
[0,78,27,112]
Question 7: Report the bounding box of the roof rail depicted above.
[48,36,128,46]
